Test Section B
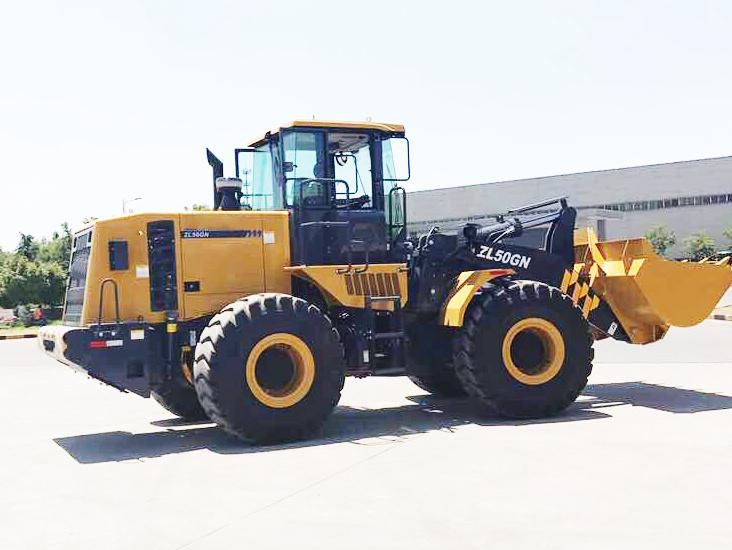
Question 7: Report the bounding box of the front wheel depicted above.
[453,280,593,418]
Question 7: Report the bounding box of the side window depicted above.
[333,143,373,207]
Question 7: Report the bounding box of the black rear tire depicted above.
[193,293,345,444]
[151,380,208,421]
[408,372,466,398]
[453,280,593,418]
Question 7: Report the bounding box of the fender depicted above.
[439,269,514,327]
[285,263,409,311]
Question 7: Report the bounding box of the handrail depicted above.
[97,278,121,327]
[507,196,568,215]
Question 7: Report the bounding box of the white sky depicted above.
[1,1,731,251]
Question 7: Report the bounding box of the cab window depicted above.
[331,133,373,208]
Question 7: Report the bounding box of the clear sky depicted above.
[1,1,731,250]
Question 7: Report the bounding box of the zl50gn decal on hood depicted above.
[181,229,263,239]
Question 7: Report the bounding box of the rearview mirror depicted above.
[382,137,410,182]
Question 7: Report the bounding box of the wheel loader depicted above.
[39,121,732,443]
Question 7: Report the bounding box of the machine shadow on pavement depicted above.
[53,381,732,465]
[583,382,732,413]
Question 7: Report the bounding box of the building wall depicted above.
[407,156,732,256]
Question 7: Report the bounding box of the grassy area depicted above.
[0,320,63,336]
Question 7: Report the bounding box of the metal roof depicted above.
[249,120,405,147]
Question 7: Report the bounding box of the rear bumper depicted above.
[38,322,161,396]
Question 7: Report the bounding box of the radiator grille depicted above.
[147,220,178,312]
[344,272,401,297]
[63,229,93,325]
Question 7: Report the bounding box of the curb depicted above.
[710,313,732,321]
[0,333,37,341]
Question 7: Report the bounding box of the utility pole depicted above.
[122,197,142,214]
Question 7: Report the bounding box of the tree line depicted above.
[645,226,732,260]
[0,225,71,308]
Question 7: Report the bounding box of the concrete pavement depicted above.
[1,321,731,549]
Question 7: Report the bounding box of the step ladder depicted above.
[363,295,407,374]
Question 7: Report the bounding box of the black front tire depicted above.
[193,293,346,444]
[454,280,593,418]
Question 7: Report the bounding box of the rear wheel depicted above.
[453,280,593,418]
[407,319,466,397]
[151,379,208,421]
[193,293,345,444]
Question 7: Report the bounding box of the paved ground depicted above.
[1,321,731,550]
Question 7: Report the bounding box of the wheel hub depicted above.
[245,333,315,408]
[502,317,565,385]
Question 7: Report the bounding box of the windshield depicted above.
[283,131,325,207]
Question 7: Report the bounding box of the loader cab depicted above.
[236,121,410,266]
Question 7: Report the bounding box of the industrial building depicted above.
[407,155,732,257]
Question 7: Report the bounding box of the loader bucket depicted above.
[574,228,732,344]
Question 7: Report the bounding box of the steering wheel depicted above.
[335,194,371,209]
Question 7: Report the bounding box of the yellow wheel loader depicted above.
[39,121,732,443]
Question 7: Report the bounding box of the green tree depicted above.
[0,255,66,308]
[37,223,73,268]
[0,255,41,306]
[37,261,67,306]
[683,232,716,261]
[723,228,732,248]
[16,233,39,261]
[645,225,677,257]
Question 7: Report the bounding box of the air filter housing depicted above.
[215,177,242,211]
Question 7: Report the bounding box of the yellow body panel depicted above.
[574,228,732,344]
[79,211,291,325]
[84,215,168,325]
[439,269,514,327]
[286,264,408,311]
[261,214,292,295]
[178,212,291,319]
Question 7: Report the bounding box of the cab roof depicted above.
[248,120,405,147]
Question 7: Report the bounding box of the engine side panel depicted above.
[76,211,292,325]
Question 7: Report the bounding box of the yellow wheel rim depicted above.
[245,333,315,408]
[501,317,565,385]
